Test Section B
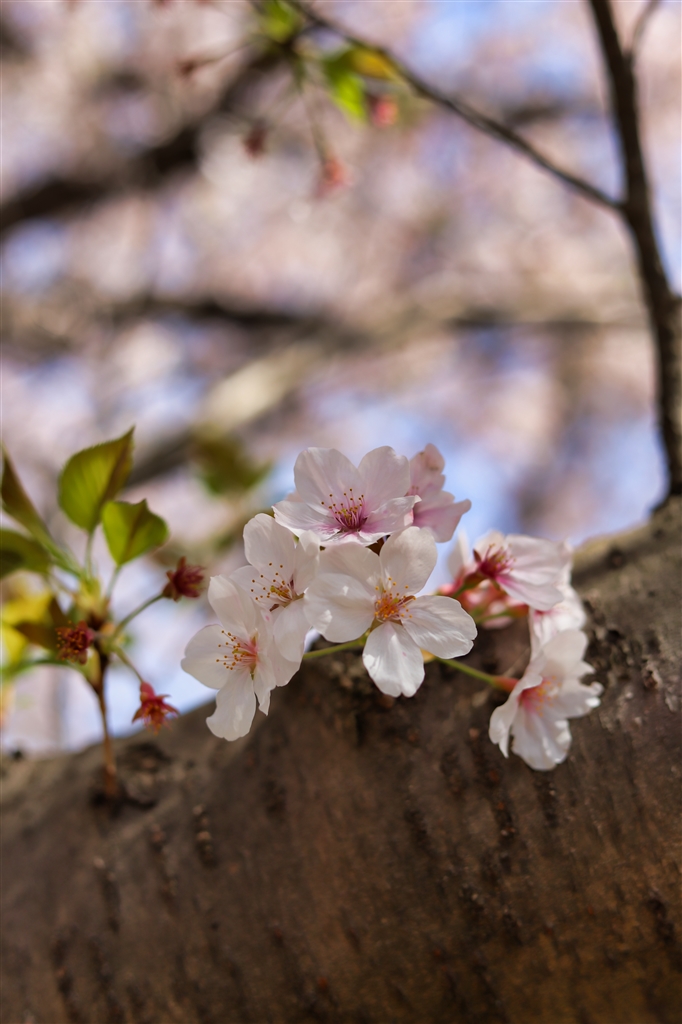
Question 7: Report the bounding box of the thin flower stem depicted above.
[106,564,122,601]
[434,656,514,692]
[303,640,365,660]
[115,593,164,635]
[112,645,145,684]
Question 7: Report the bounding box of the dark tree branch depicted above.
[588,0,682,497]
[0,47,281,239]
[290,0,620,212]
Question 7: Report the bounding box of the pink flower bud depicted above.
[132,682,179,733]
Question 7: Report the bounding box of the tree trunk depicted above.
[2,499,680,1024]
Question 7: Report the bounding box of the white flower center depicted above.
[321,488,367,532]
[247,563,296,611]
[374,578,415,623]
[520,677,557,712]
[216,630,260,674]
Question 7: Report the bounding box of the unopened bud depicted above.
[316,156,349,198]
[368,94,398,128]
[243,122,268,158]
[163,556,204,601]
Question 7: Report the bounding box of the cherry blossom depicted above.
[530,545,586,652]
[273,446,417,546]
[305,526,476,697]
[489,630,602,770]
[181,576,298,741]
[408,443,471,542]
[231,514,319,662]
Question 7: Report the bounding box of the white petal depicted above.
[294,447,361,506]
[361,496,417,539]
[208,575,258,634]
[358,446,411,507]
[488,670,543,757]
[403,595,477,657]
[252,647,298,712]
[362,622,424,697]
[548,679,603,720]
[380,526,437,594]
[498,574,563,611]
[273,599,310,662]
[447,529,471,580]
[540,629,589,676]
[305,573,375,641]
[181,624,229,690]
[273,499,337,540]
[292,531,320,592]
[206,672,257,741]
[243,513,296,577]
[511,704,571,770]
[409,443,445,496]
[319,543,379,581]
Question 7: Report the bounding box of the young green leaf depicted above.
[322,51,367,122]
[58,428,134,533]
[1,450,55,549]
[12,621,57,651]
[0,529,51,579]
[101,499,169,565]
[259,0,302,44]
[345,46,399,81]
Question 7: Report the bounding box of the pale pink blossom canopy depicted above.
[489,629,602,770]
[273,446,417,545]
[305,527,477,697]
[408,443,471,542]
[181,575,298,741]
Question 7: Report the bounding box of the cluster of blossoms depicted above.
[182,445,602,770]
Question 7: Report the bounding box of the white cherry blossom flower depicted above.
[231,513,319,662]
[305,526,477,698]
[408,443,471,542]
[530,544,585,652]
[444,530,526,628]
[469,529,566,611]
[181,576,298,741]
[273,446,417,546]
[489,629,602,771]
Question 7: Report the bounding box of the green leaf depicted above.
[195,436,271,496]
[345,46,399,81]
[322,52,367,122]
[259,0,302,43]
[1,449,54,549]
[12,621,57,651]
[0,529,51,579]
[58,429,134,533]
[101,499,169,565]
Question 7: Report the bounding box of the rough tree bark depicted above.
[2,498,680,1024]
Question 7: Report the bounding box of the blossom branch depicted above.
[434,656,515,692]
[302,639,366,660]
[288,0,620,212]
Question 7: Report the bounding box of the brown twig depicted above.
[588,0,681,497]
[288,0,619,212]
[91,654,119,800]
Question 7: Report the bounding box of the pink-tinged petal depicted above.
[252,647,298,713]
[508,534,570,575]
[294,447,362,506]
[362,622,424,697]
[273,599,310,662]
[380,526,437,594]
[208,575,259,634]
[305,573,375,642]
[362,496,417,538]
[409,443,445,497]
[497,573,563,612]
[319,543,380,583]
[447,530,472,580]
[181,625,229,690]
[413,496,471,543]
[511,704,571,770]
[530,584,586,652]
[292,531,320,592]
[403,595,476,658]
[206,671,257,741]
[488,670,543,757]
[243,513,296,577]
[358,446,411,507]
[273,499,337,540]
